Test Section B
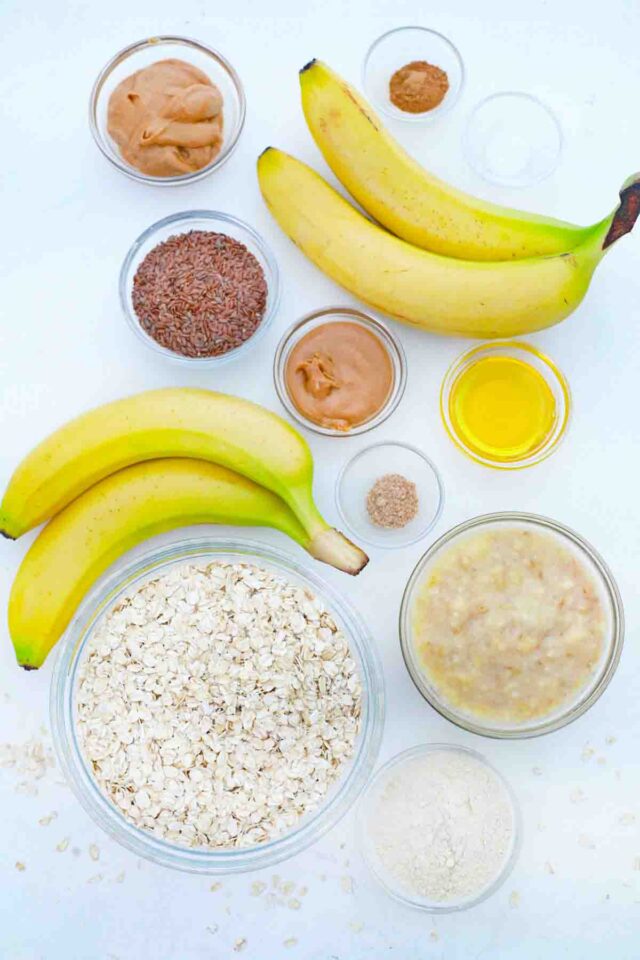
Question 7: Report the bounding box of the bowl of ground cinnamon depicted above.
[363,26,465,122]
[119,210,279,365]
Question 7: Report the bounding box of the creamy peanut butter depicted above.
[285,321,393,431]
[107,59,224,177]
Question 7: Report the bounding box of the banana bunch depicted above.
[2,388,368,670]
[258,61,640,337]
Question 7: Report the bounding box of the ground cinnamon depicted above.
[389,60,449,114]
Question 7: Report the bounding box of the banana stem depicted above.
[603,174,640,250]
[308,528,369,575]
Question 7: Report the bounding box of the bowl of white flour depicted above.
[358,743,521,911]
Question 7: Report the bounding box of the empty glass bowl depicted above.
[464,92,563,187]
[89,36,246,185]
[336,441,444,549]
[363,26,465,122]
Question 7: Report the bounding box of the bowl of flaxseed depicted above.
[119,210,280,366]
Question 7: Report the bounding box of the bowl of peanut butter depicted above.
[273,307,407,437]
[90,36,246,185]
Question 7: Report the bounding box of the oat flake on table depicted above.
[76,560,362,849]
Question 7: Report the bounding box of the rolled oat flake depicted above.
[131,230,268,358]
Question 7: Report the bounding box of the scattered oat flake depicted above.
[597,757,606,766]
[509,891,520,908]
[115,871,126,883]
[349,921,364,934]
[570,788,586,803]
[15,861,26,872]
[581,745,595,761]
[340,875,354,894]
[233,938,247,952]
[578,834,595,849]
[38,812,57,826]
[87,873,103,884]
[532,766,543,776]
[544,861,556,875]
[210,882,223,892]
[619,813,636,826]
[606,736,617,745]
[56,837,70,853]
[206,925,218,936]
[298,885,308,897]
[281,881,295,896]
[89,844,100,861]
[250,881,266,896]
[15,781,38,796]
[288,898,302,911]
[429,930,439,943]
[283,938,298,949]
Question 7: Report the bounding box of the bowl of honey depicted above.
[439,341,570,469]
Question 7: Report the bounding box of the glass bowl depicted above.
[440,340,571,470]
[464,92,562,187]
[273,307,407,437]
[362,26,465,122]
[89,36,246,185]
[358,744,521,912]
[399,513,624,739]
[336,442,444,549]
[50,536,385,874]
[119,210,280,367]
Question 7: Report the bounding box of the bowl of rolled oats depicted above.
[50,536,384,873]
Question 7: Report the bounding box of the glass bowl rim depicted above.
[335,440,445,549]
[362,25,466,123]
[50,535,385,874]
[399,511,625,740]
[88,34,247,185]
[357,742,522,912]
[273,306,407,437]
[118,209,280,367]
[439,340,572,470]
[463,91,564,187]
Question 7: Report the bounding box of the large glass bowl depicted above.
[119,210,280,367]
[400,513,624,739]
[89,36,246,185]
[51,537,385,873]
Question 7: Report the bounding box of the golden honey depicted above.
[447,355,557,463]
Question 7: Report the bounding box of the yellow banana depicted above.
[0,387,367,575]
[258,148,639,338]
[9,458,313,669]
[300,60,635,262]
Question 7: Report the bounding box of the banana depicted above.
[258,148,639,338]
[0,387,368,575]
[300,60,633,262]
[9,458,313,669]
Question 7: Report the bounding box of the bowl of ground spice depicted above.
[336,441,444,549]
[363,26,465,122]
[120,210,279,365]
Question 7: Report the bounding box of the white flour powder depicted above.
[367,749,515,903]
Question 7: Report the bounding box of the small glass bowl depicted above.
[50,536,385,874]
[440,340,571,470]
[362,26,465,122]
[358,744,521,912]
[336,442,444,549]
[119,210,280,367]
[464,92,562,187]
[400,513,625,739]
[89,36,246,185]
[273,307,407,437]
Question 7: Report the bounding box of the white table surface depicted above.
[1,1,639,957]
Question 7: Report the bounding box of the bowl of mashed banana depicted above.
[400,512,624,739]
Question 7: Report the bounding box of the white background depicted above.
[1,1,639,957]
